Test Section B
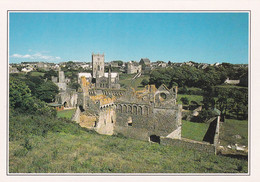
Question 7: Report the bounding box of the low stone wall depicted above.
[161,137,215,154]
[114,126,149,141]
[71,107,80,123]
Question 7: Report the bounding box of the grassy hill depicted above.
[9,114,248,173]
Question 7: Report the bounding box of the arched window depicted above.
[144,106,149,115]
[128,105,132,113]
[133,106,137,115]
[117,104,122,113]
[138,106,142,115]
[123,105,127,113]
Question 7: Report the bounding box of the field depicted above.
[181,120,209,141]
[29,71,45,77]
[57,109,76,119]
[9,129,248,173]
[219,119,248,147]
[177,94,203,105]
[119,73,150,90]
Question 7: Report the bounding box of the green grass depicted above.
[119,73,150,91]
[215,84,247,89]
[219,119,248,147]
[9,111,248,173]
[177,94,203,105]
[9,128,248,173]
[29,71,45,77]
[57,109,76,119]
[181,120,209,141]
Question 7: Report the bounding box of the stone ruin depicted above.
[72,76,182,142]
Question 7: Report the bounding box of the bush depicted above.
[9,113,82,141]
[191,109,217,123]
[180,97,189,105]
[141,79,149,86]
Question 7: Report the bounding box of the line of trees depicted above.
[149,64,248,89]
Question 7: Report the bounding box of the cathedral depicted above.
[78,53,120,89]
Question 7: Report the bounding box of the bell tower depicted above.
[92,53,105,78]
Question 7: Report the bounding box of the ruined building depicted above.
[53,68,78,108]
[73,74,182,142]
[126,61,142,74]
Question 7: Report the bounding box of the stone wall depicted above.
[161,138,215,154]
[56,89,78,108]
[127,62,142,74]
[71,106,81,123]
[95,106,116,135]
[114,103,182,141]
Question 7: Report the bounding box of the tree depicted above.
[9,77,32,110]
[69,82,81,91]
[24,75,45,97]
[141,79,149,86]
[215,88,231,122]
[44,70,58,80]
[202,86,215,110]
[230,89,248,119]
[37,80,59,103]
[9,77,56,116]
[180,97,189,105]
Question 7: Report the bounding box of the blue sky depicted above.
[9,12,249,64]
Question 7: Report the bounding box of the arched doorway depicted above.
[64,102,68,108]
[149,135,160,144]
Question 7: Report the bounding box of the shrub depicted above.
[141,79,149,86]
[180,97,189,105]
[191,109,217,123]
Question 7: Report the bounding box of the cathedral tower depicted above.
[92,53,105,78]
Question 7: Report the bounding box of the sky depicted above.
[9,12,249,64]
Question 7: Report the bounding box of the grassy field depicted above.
[29,71,45,77]
[181,120,209,141]
[119,73,150,91]
[177,94,203,105]
[219,119,248,147]
[57,109,76,119]
[9,112,248,173]
[9,128,248,173]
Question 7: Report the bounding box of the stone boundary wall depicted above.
[213,116,221,154]
[71,107,81,123]
[114,126,149,141]
[161,137,215,154]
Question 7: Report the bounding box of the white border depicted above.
[1,0,259,182]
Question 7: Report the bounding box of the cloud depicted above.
[10,53,61,61]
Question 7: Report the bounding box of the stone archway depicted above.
[64,101,68,108]
[149,135,160,144]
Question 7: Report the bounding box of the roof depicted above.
[48,103,63,107]
[104,72,118,78]
[140,58,151,64]
[78,72,92,78]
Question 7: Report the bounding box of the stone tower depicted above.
[108,66,112,89]
[58,67,65,83]
[92,53,105,78]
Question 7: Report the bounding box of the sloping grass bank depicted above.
[57,109,76,119]
[9,114,248,173]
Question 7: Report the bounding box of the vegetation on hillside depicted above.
[57,109,76,119]
[9,114,248,173]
